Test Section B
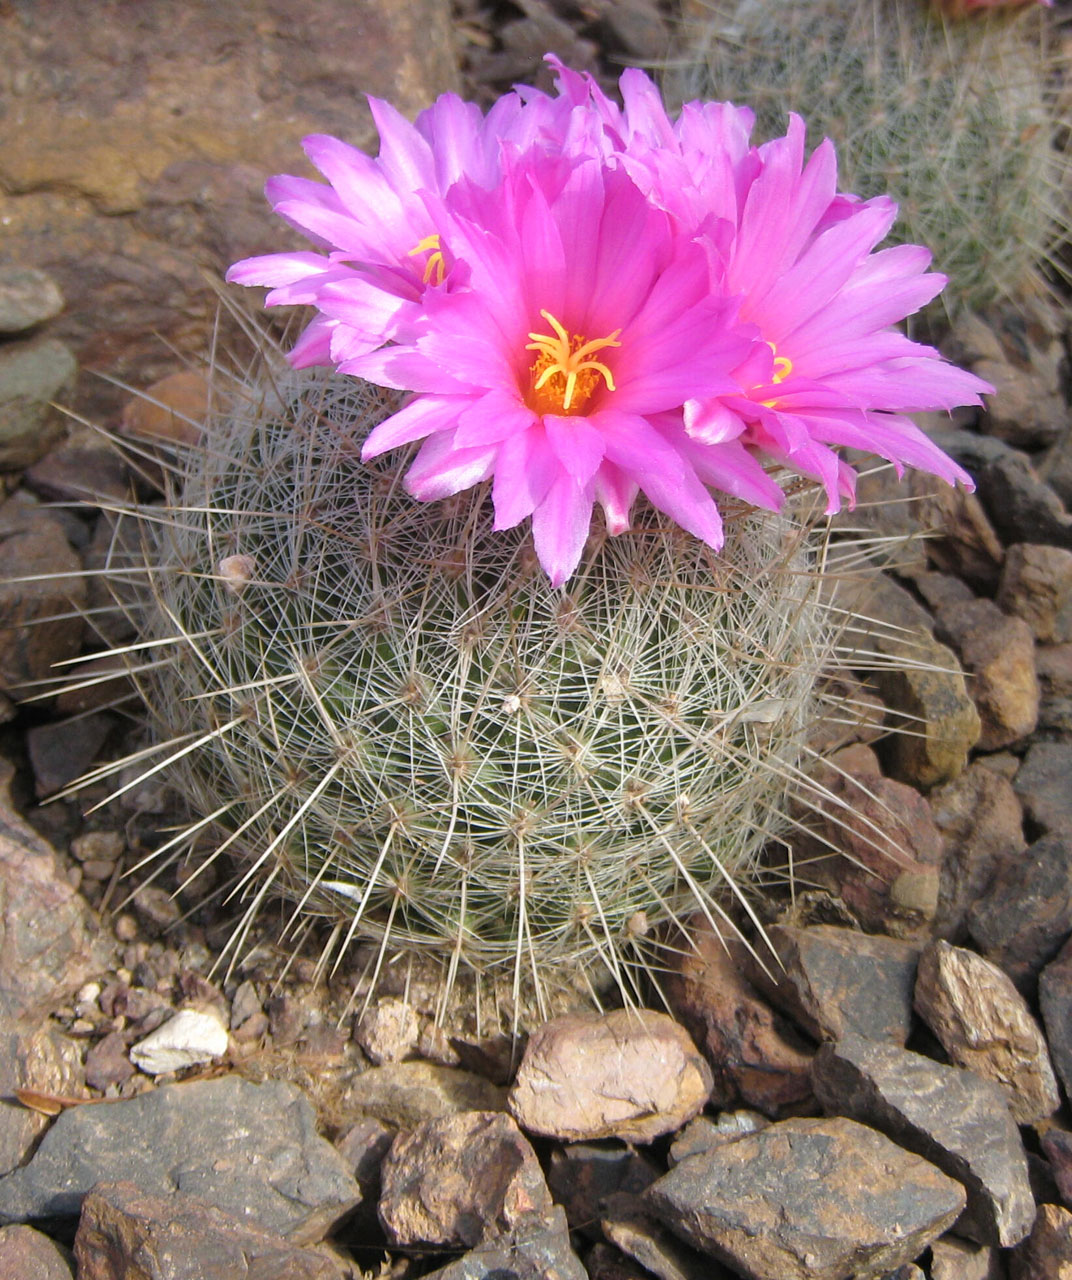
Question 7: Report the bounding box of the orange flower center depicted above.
[407,233,446,286]
[525,310,621,415]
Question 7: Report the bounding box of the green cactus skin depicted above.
[89,365,858,1019]
[668,0,1070,316]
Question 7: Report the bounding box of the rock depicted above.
[378,1110,551,1249]
[968,833,1072,993]
[668,1113,769,1166]
[0,1223,73,1278]
[838,572,979,787]
[1039,937,1072,1102]
[743,924,920,1046]
[83,1031,137,1092]
[1041,1128,1072,1209]
[1015,742,1072,837]
[0,267,65,335]
[0,499,86,697]
[811,1035,1035,1247]
[914,940,1060,1124]
[335,1115,395,1190]
[118,370,210,446]
[586,1241,656,1280]
[1036,643,1072,735]
[26,713,113,798]
[0,0,460,427]
[508,1009,712,1144]
[802,744,943,936]
[0,336,77,469]
[24,430,133,506]
[601,1193,725,1280]
[929,1234,1003,1280]
[661,917,814,1116]
[920,486,1006,595]
[645,1115,965,1280]
[976,355,1066,450]
[0,1075,360,1238]
[128,1008,230,1076]
[1009,1202,1072,1279]
[73,1181,350,1280]
[978,451,1072,551]
[354,997,420,1065]
[0,761,105,1026]
[930,762,1027,942]
[998,544,1072,644]
[546,1142,660,1241]
[932,596,1038,750]
[341,1062,507,1129]
[0,1023,85,1178]
[422,1206,587,1280]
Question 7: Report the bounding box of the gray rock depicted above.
[378,1110,552,1249]
[0,267,64,334]
[73,1181,351,1280]
[1036,643,1072,735]
[423,1205,587,1280]
[601,1193,731,1280]
[743,924,920,1046]
[0,337,77,469]
[1014,742,1072,837]
[978,451,1072,550]
[811,1035,1035,1247]
[1039,937,1072,1103]
[547,1141,660,1242]
[26,713,113,799]
[0,1075,360,1238]
[998,543,1072,644]
[508,1010,712,1144]
[968,833,1072,993]
[645,1115,964,1280]
[341,1061,507,1129]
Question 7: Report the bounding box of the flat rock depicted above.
[1039,936,1072,1102]
[378,1110,552,1249]
[73,1181,350,1280]
[0,267,65,335]
[914,940,1060,1124]
[0,1223,73,1278]
[1009,1202,1072,1279]
[0,1075,360,1238]
[508,1009,712,1144]
[0,336,77,469]
[1014,742,1072,837]
[341,1061,507,1129]
[968,833,1072,993]
[128,1007,230,1075]
[601,1192,730,1280]
[811,1035,1035,1247]
[743,924,919,1046]
[929,762,1026,942]
[422,1205,587,1280]
[645,1115,964,1280]
[668,1113,769,1166]
[0,1022,85,1178]
[661,918,814,1116]
[998,543,1072,644]
[933,597,1038,750]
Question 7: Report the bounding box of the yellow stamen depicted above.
[760,342,794,407]
[525,310,621,415]
[407,233,446,286]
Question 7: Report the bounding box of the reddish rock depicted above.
[83,1031,137,1092]
[0,1224,73,1279]
[914,940,1060,1124]
[661,918,814,1117]
[929,1234,1003,1280]
[508,1010,711,1144]
[24,429,133,505]
[930,762,1027,942]
[1040,1128,1072,1210]
[1009,1202,1072,1279]
[119,370,210,446]
[378,1110,552,1249]
[998,543,1072,643]
[0,1022,85,1177]
[354,997,420,1065]
[933,596,1039,750]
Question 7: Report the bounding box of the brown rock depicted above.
[508,1009,711,1144]
[378,1110,552,1249]
[341,1061,507,1129]
[1039,937,1072,1102]
[547,1144,660,1242]
[668,1113,769,1166]
[0,267,65,335]
[1036,642,1072,734]
[645,1115,965,1280]
[998,544,1072,644]
[977,355,1067,450]
[600,1193,725,1280]
[354,997,420,1065]
[0,1022,85,1177]
[1015,741,1072,837]
[1040,1128,1072,1210]
[26,713,113,798]
[83,1031,137,1092]
[803,743,943,936]
[930,762,1027,942]
[920,485,1006,595]
[933,597,1038,750]
[73,1181,350,1280]
[422,1205,587,1280]
[0,0,459,426]
[978,450,1072,551]
[0,1224,72,1278]
[929,1234,1003,1280]
[914,940,1060,1124]
[119,370,210,446]
[661,918,814,1117]
[1009,1202,1072,1280]
[24,429,133,505]
[744,923,920,1046]
[0,499,85,697]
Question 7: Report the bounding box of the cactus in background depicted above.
[94,361,852,1019]
[668,0,1069,316]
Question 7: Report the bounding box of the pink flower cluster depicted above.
[228,58,990,586]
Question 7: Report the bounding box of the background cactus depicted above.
[93,360,857,1021]
[667,0,1070,316]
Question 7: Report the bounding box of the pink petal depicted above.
[492,424,558,531]
[225,252,330,287]
[593,461,638,534]
[545,415,606,487]
[531,473,594,587]
[403,429,496,501]
[361,394,465,460]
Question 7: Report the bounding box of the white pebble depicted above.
[129,1008,229,1076]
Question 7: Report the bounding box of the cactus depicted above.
[85,359,860,1020]
[667,0,1070,316]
